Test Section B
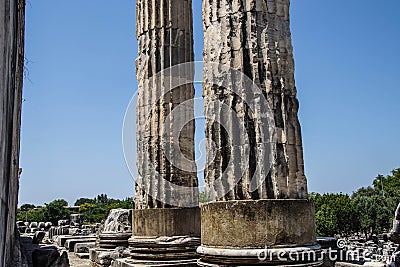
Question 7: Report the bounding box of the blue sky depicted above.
[20,0,400,206]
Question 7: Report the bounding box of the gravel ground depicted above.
[68,252,91,267]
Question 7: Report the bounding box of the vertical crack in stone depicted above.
[203,0,308,200]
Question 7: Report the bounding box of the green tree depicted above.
[20,204,36,211]
[74,198,94,206]
[42,199,71,224]
[372,169,400,199]
[352,190,392,237]
[315,204,337,237]
[77,195,134,224]
[17,207,46,222]
[371,169,400,222]
[17,196,134,224]
[310,193,360,236]
[79,203,107,223]
[95,194,109,205]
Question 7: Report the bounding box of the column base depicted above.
[127,208,201,265]
[111,257,198,267]
[128,235,200,260]
[99,233,132,249]
[197,245,323,266]
[198,200,322,266]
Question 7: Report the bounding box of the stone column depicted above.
[122,1,200,266]
[0,0,25,266]
[198,0,321,266]
[134,0,198,209]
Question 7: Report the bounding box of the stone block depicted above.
[64,238,96,252]
[74,242,96,253]
[56,235,95,247]
[132,207,200,237]
[111,258,198,267]
[198,200,321,266]
[90,248,126,267]
[32,231,46,244]
[75,252,89,259]
[32,248,69,267]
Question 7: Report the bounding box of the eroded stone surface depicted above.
[65,238,96,252]
[32,248,70,267]
[202,0,308,201]
[135,0,198,209]
[131,208,200,237]
[103,209,132,234]
[74,242,95,253]
[111,258,198,267]
[32,231,46,245]
[0,1,25,265]
[98,209,132,249]
[200,200,316,248]
[90,247,130,267]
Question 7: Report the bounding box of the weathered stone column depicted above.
[120,1,200,266]
[198,0,321,265]
[0,0,25,266]
[134,0,198,209]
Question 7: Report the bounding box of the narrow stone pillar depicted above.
[123,0,200,266]
[198,0,321,265]
[0,0,25,266]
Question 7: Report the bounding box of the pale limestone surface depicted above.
[0,0,25,265]
[102,209,132,234]
[202,0,308,200]
[135,0,198,208]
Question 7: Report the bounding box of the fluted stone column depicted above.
[0,0,25,266]
[198,0,321,266]
[135,0,198,209]
[120,1,200,266]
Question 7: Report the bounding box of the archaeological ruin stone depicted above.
[65,237,96,251]
[98,209,132,249]
[125,0,201,266]
[134,0,198,209]
[38,222,46,230]
[32,248,70,267]
[90,247,130,267]
[45,222,53,231]
[0,0,25,265]
[202,0,307,202]
[58,220,69,227]
[198,0,321,265]
[32,231,46,245]
[74,242,95,253]
[69,214,84,227]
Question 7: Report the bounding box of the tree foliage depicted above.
[17,199,70,223]
[311,168,400,238]
[78,195,134,224]
[20,204,36,212]
[17,195,134,224]
[74,198,94,206]
[42,199,70,225]
[310,193,359,236]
